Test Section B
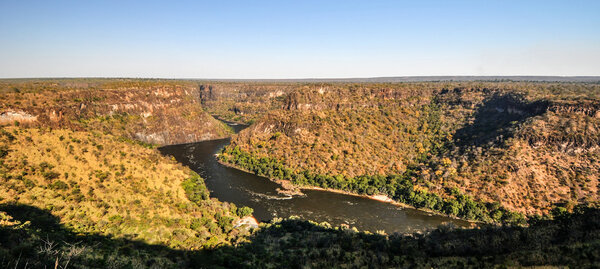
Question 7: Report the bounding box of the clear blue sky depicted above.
[1,0,599,78]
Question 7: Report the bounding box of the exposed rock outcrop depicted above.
[0,110,37,125]
[225,82,600,216]
[0,83,232,145]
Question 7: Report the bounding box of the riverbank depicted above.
[233,216,260,229]
[216,158,479,226]
[283,180,479,225]
[163,136,477,232]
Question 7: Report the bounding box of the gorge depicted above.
[1,79,599,268]
[159,122,472,234]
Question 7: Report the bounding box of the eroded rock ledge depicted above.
[0,84,232,145]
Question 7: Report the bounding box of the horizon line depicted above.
[1,75,600,83]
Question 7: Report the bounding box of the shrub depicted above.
[236,206,254,218]
[39,161,54,171]
[42,171,60,180]
[190,219,204,231]
[216,214,234,232]
[70,187,85,202]
[108,215,124,223]
[22,178,36,189]
[94,170,110,181]
[49,180,69,190]
[182,172,209,204]
[0,146,8,158]
[270,132,282,140]
[1,129,16,141]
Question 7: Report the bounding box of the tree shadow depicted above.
[1,203,599,268]
[203,207,600,268]
[0,204,192,268]
[453,93,549,150]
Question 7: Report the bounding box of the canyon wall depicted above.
[0,80,231,145]
[224,82,600,216]
[199,83,297,123]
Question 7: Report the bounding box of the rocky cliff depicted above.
[198,82,296,123]
[0,79,232,145]
[224,82,600,216]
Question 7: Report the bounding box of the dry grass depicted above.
[0,126,244,250]
[225,83,600,216]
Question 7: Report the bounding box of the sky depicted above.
[0,0,599,79]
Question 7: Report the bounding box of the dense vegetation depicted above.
[1,79,599,268]
[219,145,524,224]
[0,79,258,267]
[0,79,232,145]
[224,82,600,216]
[0,126,254,267]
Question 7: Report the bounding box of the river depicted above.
[159,122,470,234]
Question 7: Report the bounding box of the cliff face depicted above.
[198,83,296,123]
[0,80,232,145]
[225,82,600,216]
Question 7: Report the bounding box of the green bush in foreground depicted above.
[182,171,210,203]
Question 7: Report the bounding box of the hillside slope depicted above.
[0,80,599,268]
[222,82,600,217]
[0,125,256,267]
[0,79,232,145]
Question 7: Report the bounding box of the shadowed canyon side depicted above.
[3,202,599,268]
[0,79,599,268]
[220,82,600,220]
[0,79,232,145]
